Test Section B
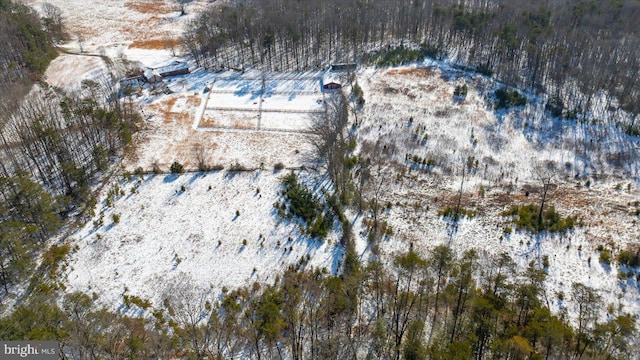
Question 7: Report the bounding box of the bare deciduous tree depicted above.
[176,0,189,16]
[533,159,558,228]
[193,143,209,171]
[309,92,349,197]
[41,3,64,42]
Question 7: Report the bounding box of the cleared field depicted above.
[260,112,315,132]
[200,110,259,129]
[261,93,325,112]
[207,92,261,110]
[211,79,263,93]
[265,78,320,93]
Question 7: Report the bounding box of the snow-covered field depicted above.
[24,0,640,327]
[353,64,640,323]
[66,171,342,312]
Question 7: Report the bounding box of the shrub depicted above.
[369,46,425,66]
[274,162,285,171]
[352,81,364,98]
[170,161,184,174]
[152,161,162,174]
[545,101,564,117]
[235,210,240,217]
[346,156,358,168]
[41,244,71,278]
[198,162,211,172]
[454,83,468,98]
[477,63,493,76]
[134,167,145,178]
[281,172,320,224]
[229,162,247,171]
[438,206,476,220]
[279,172,331,239]
[347,139,357,151]
[599,248,612,266]
[502,204,577,233]
[308,214,329,239]
[124,295,151,309]
[618,250,640,268]
[542,255,550,269]
[495,88,527,109]
[242,239,247,246]
[112,213,120,224]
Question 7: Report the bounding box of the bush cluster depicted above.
[502,204,577,233]
[454,84,468,98]
[618,250,640,268]
[438,206,476,220]
[369,44,442,66]
[276,172,331,239]
[495,88,527,109]
[406,153,436,168]
[170,161,184,174]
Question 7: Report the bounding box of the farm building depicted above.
[323,82,342,91]
[330,63,357,72]
[143,69,162,84]
[321,73,343,92]
[154,61,190,78]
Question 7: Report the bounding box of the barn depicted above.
[321,73,343,92]
[323,82,342,91]
[154,61,190,78]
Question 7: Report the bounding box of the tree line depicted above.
[0,0,139,302]
[0,246,635,359]
[0,79,140,298]
[185,0,640,132]
[0,0,58,108]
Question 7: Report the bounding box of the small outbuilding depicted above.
[143,69,162,84]
[155,61,190,78]
[330,63,357,72]
[323,82,342,91]
[321,73,343,92]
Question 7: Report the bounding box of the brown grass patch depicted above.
[385,68,434,77]
[187,96,202,107]
[125,1,174,14]
[200,118,218,128]
[129,38,178,50]
[174,112,192,125]
[146,97,179,124]
[165,97,178,109]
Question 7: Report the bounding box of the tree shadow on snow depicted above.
[163,174,180,183]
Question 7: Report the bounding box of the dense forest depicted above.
[0,0,139,307]
[0,0,58,106]
[185,0,640,133]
